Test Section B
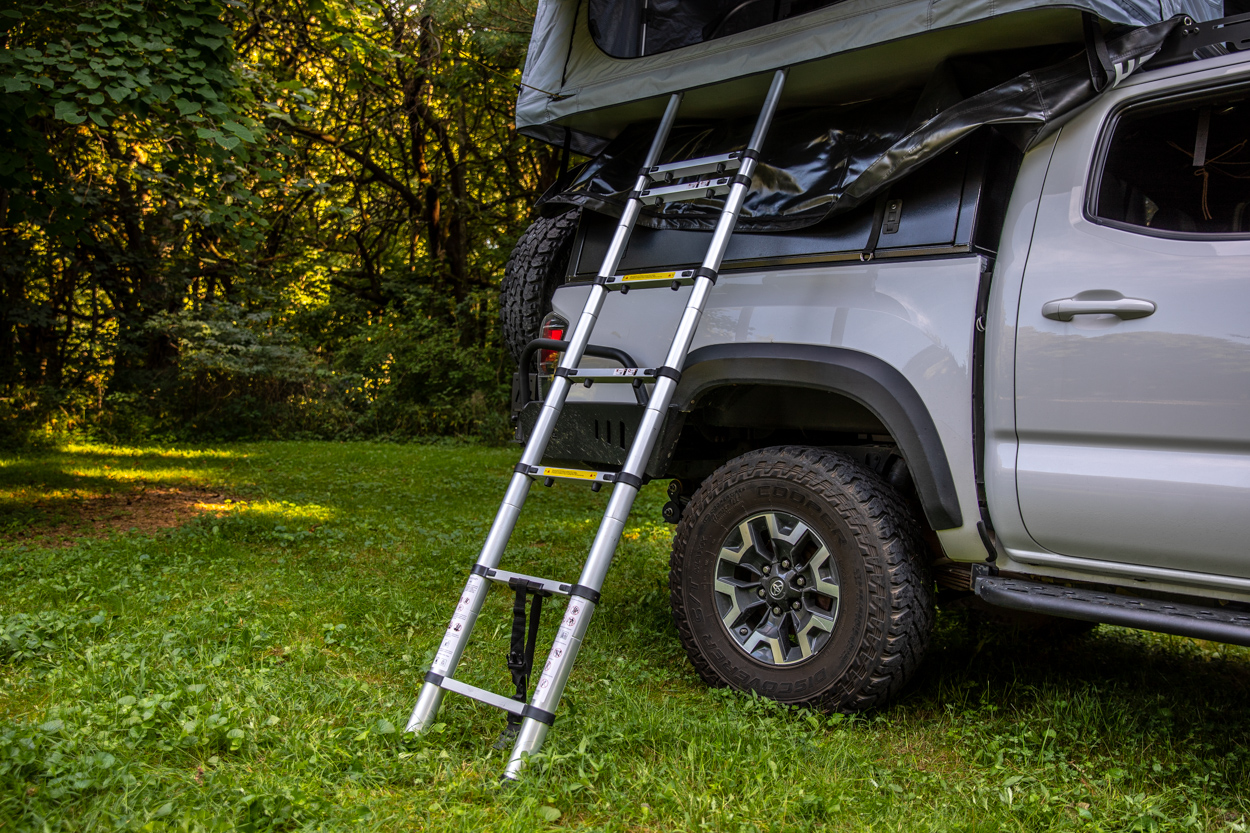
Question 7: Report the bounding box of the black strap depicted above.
[524,594,543,680]
[860,194,890,262]
[503,582,547,731]
[506,586,528,674]
[1083,12,1113,92]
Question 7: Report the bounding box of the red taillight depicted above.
[538,320,567,375]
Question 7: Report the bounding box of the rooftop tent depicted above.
[520,0,1224,230]
[517,0,1222,154]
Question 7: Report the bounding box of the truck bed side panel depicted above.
[550,256,987,559]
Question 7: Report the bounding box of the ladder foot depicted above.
[404,684,445,734]
[504,718,551,780]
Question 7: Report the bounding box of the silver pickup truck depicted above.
[507,32,1250,712]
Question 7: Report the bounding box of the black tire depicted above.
[669,446,935,712]
[500,210,581,365]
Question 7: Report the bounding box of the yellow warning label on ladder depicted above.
[621,271,675,282]
[542,467,598,480]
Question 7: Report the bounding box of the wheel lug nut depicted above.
[796,577,805,587]
[739,627,748,636]
[781,560,791,569]
[791,600,801,610]
[772,606,782,616]
[757,588,767,598]
[762,565,771,575]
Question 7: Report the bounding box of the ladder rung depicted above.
[438,676,526,717]
[603,269,695,291]
[478,567,572,597]
[639,177,732,206]
[647,151,743,183]
[564,367,656,383]
[522,465,617,484]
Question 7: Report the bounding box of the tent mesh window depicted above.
[588,0,852,58]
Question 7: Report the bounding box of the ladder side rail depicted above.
[503,69,789,778]
[519,90,684,472]
[406,93,683,736]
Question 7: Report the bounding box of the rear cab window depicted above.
[1091,89,1250,238]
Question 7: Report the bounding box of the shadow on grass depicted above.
[0,443,246,541]
[909,611,1250,765]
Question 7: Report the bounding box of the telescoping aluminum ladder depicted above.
[406,69,789,780]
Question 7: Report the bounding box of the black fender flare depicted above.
[676,343,963,531]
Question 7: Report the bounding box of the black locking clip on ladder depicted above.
[405,69,789,781]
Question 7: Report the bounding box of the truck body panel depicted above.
[987,51,1250,597]
[550,255,989,559]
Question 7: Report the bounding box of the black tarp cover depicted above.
[542,18,1188,231]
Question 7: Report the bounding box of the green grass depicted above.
[1,440,1248,832]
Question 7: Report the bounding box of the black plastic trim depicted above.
[731,173,753,189]
[613,472,643,489]
[522,705,556,726]
[569,584,602,604]
[692,266,718,284]
[425,671,445,686]
[655,366,682,382]
[676,343,963,530]
[471,563,492,578]
[975,576,1250,647]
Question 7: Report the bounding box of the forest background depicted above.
[0,0,560,448]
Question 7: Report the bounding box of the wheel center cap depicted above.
[767,577,787,600]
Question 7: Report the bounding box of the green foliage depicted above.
[2,440,1249,830]
[1,0,554,444]
[334,290,511,440]
[0,0,264,247]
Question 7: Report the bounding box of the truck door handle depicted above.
[1041,290,1156,322]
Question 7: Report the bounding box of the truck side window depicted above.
[1093,92,1250,236]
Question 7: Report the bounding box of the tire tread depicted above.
[669,445,934,712]
[501,211,581,364]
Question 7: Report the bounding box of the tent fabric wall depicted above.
[538,18,1193,231]
[517,0,1222,151]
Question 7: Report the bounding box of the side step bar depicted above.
[974,575,1250,647]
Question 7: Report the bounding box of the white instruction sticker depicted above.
[431,575,484,675]
[533,600,587,702]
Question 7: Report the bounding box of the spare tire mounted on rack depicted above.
[500,210,581,365]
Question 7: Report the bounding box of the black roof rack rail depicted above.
[1150,11,1250,68]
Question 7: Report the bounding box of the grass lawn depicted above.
[1,440,1248,832]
